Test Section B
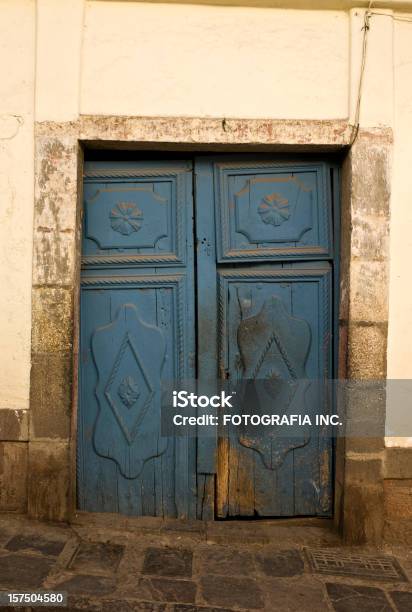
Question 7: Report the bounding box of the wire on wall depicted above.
[350,4,373,147]
[350,4,412,147]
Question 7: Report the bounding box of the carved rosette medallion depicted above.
[257,193,290,227]
[110,202,143,235]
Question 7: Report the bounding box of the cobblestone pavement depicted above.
[0,514,411,611]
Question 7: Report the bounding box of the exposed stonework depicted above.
[337,129,392,545]
[384,479,412,545]
[32,287,74,355]
[33,137,79,287]
[385,479,412,519]
[347,323,388,379]
[350,261,389,322]
[345,456,384,486]
[29,116,392,543]
[384,447,412,479]
[28,441,70,522]
[36,117,352,149]
[0,442,27,512]
[0,409,29,442]
[383,448,412,544]
[343,484,385,545]
[30,352,72,440]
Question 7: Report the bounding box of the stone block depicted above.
[384,480,412,520]
[32,228,77,287]
[339,380,386,438]
[30,352,72,440]
[345,457,383,486]
[53,574,116,596]
[70,542,124,575]
[256,549,304,577]
[351,218,389,263]
[35,137,78,231]
[27,441,70,522]
[31,287,73,354]
[349,260,388,322]
[384,448,412,479]
[351,136,391,217]
[347,323,387,379]
[138,577,197,604]
[343,484,384,545]
[326,582,391,612]
[33,135,80,287]
[5,534,66,557]
[384,519,412,546]
[0,554,54,590]
[262,577,329,612]
[142,547,193,578]
[345,437,385,454]
[196,546,255,577]
[0,442,27,512]
[0,409,29,441]
[200,575,263,609]
[389,591,412,612]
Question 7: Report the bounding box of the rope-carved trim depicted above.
[84,167,190,179]
[81,274,183,286]
[82,253,182,266]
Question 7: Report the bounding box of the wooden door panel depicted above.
[214,160,331,262]
[78,161,196,518]
[216,266,333,517]
[82,163,189,267]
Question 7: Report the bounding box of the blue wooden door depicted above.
[79,157,337,518]
[195,158,336,518]
[78,161,196,517]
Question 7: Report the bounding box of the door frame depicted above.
[29,117,392,544]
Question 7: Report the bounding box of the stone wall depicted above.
[384,448,412,544]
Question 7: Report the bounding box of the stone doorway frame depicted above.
[29,117,391,544]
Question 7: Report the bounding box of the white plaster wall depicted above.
[386,15,412,447]
[0,0,35,410]
[81,2,349,119]
[35,0,84,122]
[387,17,412,379]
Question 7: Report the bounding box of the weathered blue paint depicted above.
[79,156,337,519]
[195,157,335,518]
[195,159,219,519]
[216,265,332,516]
[78,161,196,517]
[213,159,332,262]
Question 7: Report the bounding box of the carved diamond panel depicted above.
[236,293,312,470]
[218,267,332,472]
[91,302,168,479]
[104,333,154,444]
